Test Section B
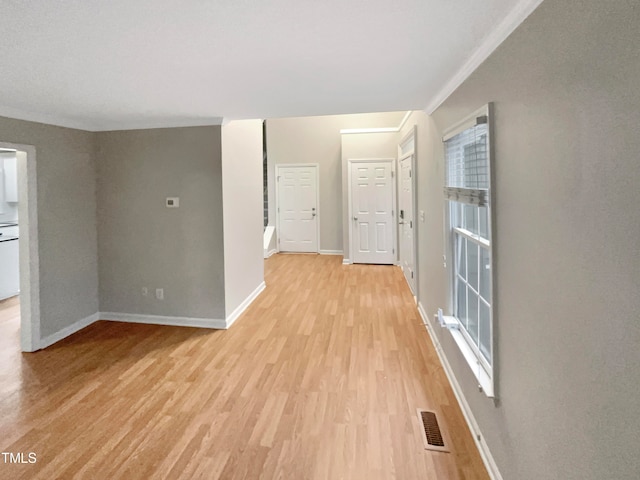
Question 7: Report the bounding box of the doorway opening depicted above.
[0,142,40,352]
[398,127,418,295]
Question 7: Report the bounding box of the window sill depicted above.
[445,320,495,398]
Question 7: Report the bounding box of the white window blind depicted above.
[444,116,488,206]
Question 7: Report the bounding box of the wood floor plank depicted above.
[0,255,489,479]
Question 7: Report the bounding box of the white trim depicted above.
[442,105,489,141]
[338,111,413,135]
[397,125,418,295]
[95,282,266,333]
[100,312,227,329]
[225,281,266,328]
[0,105,94,132]
[397,111,412,132]
[417,303,503,480]
[86,118,225,132]
[450,326,494,397]
[39,283,266,348]
[318,249,343,255]
[425,0,544,114]
[275,163,320,253]
[399,128,416,153]
[340,127,399,134]
[0,105,224,132]
[275,162,318,168]
[39,312,99,350]
[264,248,277,258]
[342,258,351,265]
[454,227,491,249]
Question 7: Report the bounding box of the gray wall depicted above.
[0,116,99,337]
[266,111,406,252]
[221,120,265,316]
[95,126,226,319]
[406,1,640,479]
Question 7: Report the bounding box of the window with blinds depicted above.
[444,117,489,205]
[443,105,494,395]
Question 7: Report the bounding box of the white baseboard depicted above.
[264,248,277,259]
[319,249,343,255]
[37,283,266,350]
[99,282,265,333]
[225,281,266,328]
[342,258,351,265]
[100,312,226,329]
[417,302,503,480]
[39,312,100,350]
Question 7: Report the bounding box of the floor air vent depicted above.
[417,409,449,452]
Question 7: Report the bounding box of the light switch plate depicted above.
[166,197,179,208]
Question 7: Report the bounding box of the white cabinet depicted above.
[3,156,18,203]
[0,237,19,300]
[1,225,18,237]
[0,165,3,214]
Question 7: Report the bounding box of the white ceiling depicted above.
[0,0,542,131]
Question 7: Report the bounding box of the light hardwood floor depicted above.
[0,254,489,480]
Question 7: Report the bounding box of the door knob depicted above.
[353,216,358,221]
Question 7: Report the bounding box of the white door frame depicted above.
[275,163,320,253]
[347,158,396,265]
[0,141,40,352]
[398,127,418,297]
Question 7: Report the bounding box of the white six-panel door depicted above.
[399,153,416,293]
[277,165,319,253]
[349,160,395,264]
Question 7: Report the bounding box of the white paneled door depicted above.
[399,153,416,293]
[277,165,318,253]
[350,160,395,264]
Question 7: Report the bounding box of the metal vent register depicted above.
[417,409,449,452]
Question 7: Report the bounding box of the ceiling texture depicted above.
[0,0,542,131]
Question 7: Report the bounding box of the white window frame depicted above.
[442,104,496,398]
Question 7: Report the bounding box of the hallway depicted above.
[0,254,488,479]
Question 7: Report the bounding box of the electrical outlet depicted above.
[142,287,148,296]
[155,288,164,300]
[166,197,179,208]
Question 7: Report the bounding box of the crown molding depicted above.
[425,0,544,114]
[0,105,224,132]
[0,105,94,131]
[340,111,414,134]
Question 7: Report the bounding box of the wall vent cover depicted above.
[417,409,450,452]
